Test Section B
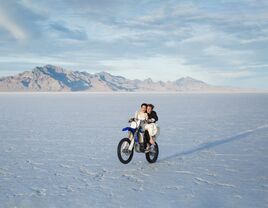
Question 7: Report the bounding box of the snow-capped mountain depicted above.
[0,65,242,92]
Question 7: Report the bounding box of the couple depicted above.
[135,103,158,152]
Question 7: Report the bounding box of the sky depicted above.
[0,0,268,89]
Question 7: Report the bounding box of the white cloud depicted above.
[0,0,267,88]
[240,36,268,44]
[238,64,268,69]
[137,9,165,23]
[137,2,199,24]
[202,45,254,67]
[98,55,208,81]
[203,46,253,57]
[163,40,179,47]
[215,70,252,79]
[0,7,27,41]
[98,55,258,85]
[180,24,237,44]
[0,54,76,67]
[19,0,49,15]
[171,2,199,17]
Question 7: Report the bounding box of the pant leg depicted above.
[146,123,157,137]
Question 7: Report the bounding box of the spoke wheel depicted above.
[145,142,159,163]
[117,138,134,164]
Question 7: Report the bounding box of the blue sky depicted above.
[0,0,268,88]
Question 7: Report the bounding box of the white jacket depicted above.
[134,111,148,121]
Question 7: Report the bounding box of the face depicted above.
[141,105,147,113]
[147,106,152,113]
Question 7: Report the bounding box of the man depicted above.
[147,104,158,124]
[145,104,158,152]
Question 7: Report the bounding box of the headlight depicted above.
[130,121,137,129]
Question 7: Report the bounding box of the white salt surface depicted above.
[0,93,267,207]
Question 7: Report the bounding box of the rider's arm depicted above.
[134,111,139,120]
[153,111,158,122]
[145,113,148,121]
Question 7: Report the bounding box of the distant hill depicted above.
[0,65,257,92]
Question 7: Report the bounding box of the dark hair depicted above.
[141,103,148,108]
[147,104,154,109]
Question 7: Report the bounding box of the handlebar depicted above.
[128,118,154,124]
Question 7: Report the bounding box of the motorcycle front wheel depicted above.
[117,138,134,164]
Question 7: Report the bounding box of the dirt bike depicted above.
[117,118,159,164]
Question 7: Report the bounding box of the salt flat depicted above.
[0,93,267,208]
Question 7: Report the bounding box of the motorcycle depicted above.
[117,118,159,164]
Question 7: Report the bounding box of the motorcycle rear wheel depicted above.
[145,142,159,163]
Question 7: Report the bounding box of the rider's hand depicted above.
[128,118,135,123]
[147,118,155,123]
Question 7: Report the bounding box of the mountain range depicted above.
[0,65,255,92]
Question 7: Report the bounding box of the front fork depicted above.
[128,132,135,151]
[128,131,145,151]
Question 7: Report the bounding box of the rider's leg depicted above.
[147,124,155,145]
[145,130,150,150]
[149,135,155,145]
[145,136,155,153]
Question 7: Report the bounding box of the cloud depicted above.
[0,7,27,41]
[0,0,267,88]
[203,46,253,59]
[98,55,208,81]
[240,36,268,44]
[238,64,268,70]
[49,22,88,40]
[215,70,252,79]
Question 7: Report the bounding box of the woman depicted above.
[134,103,148,121]
[132,103,148,150]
